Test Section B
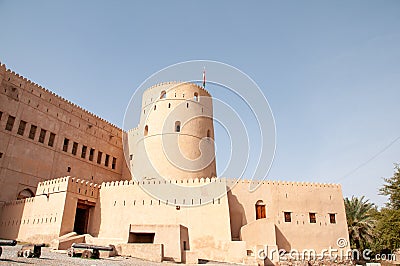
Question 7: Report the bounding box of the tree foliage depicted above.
[345,163,400,253]
[344,196,376,250]
[379,163,400,210]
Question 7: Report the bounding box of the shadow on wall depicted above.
[87,199,101,237]
[226,190,247,240]
[275,225,290,252]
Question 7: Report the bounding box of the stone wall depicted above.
[227,180,350,253]
[0,63,128,202]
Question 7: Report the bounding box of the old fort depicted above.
[0,63,349,265]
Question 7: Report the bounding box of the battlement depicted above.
[144,81,211,96]
[101,177,341,188]
[225,179,341,188]
[36,176,101,198]
[0,62,122,134]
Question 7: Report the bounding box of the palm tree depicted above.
[344,196,376,249]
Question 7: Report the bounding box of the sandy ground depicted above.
[0,244,239,266]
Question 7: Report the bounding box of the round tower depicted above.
[131,81,216,181]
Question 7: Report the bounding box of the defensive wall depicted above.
[0,63,129,202]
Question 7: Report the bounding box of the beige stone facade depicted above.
[0,63,350,265]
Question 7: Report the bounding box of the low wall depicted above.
[116,243,163,263]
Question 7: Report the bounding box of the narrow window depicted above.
[284,212,291,222]
[329,213,336,224]
[105,154,110,167]
[5,115,15,131]
[17,120,27,136]
[67,166,71,173]
[0,111,2,120]
[72,142,78,155]
[186,103,189,108]
[207,129,210,138]
[194,92,198,101]
[81,145,87,158]
[255,200,266,219]
[39,129,46,143]
[168,103,171,108]
[48,133,55,147]
[89,148,95,161]
[309,213,316,223]
[62,138,69,152]
[160,90,166,99]
[175,121,181,132]
[144,125,148,136]
[154,105,156,110]
[97,151,103,164]
[29,125,37,140]
[129,154,133,160]
[112,157,117,169]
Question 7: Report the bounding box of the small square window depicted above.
[5,115,15,131]
[329,213,336,224]
[97,151,103,164]
[89,148,95,161]
[81,146,87,159]
[309,213,316,223]
[62,138,69,152]
[284,212,291,222]
[105,154,110,167]
[39,129,46,143]
[48,133,55,147]
[17,120,27,136]
[112,157,116,170]
[29,125,37,140]
[72,142,78,155]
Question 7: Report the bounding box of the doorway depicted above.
[73,202,92,234]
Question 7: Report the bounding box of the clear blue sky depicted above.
[0,1,399,206]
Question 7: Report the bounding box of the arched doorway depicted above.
[255,200,266,220]
[17,188,34,200]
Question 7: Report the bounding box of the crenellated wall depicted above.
[93,177,234,262]
[0,63,128,202]
[227,179,349,253]
[0,176,101,242]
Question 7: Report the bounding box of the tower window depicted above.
[186,103,189,108]
[48,133,55,147]
[5,115,15,131]
[39,129,46,143]
[194,92,198,101]
[144,125,148,136]
[168,103,171,108]
[175,121,181,132]
[29,125,37,140]
[17,120,27,136]
[72,142,78,155]
[329,213,336,224]
[154,105,156,110]
[160,90,166,99]
[207,129,210,138]
[309,213,316,223]
[284,212,291,222]
[62,138,69,152]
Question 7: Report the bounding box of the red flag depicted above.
[202,68,206,88]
